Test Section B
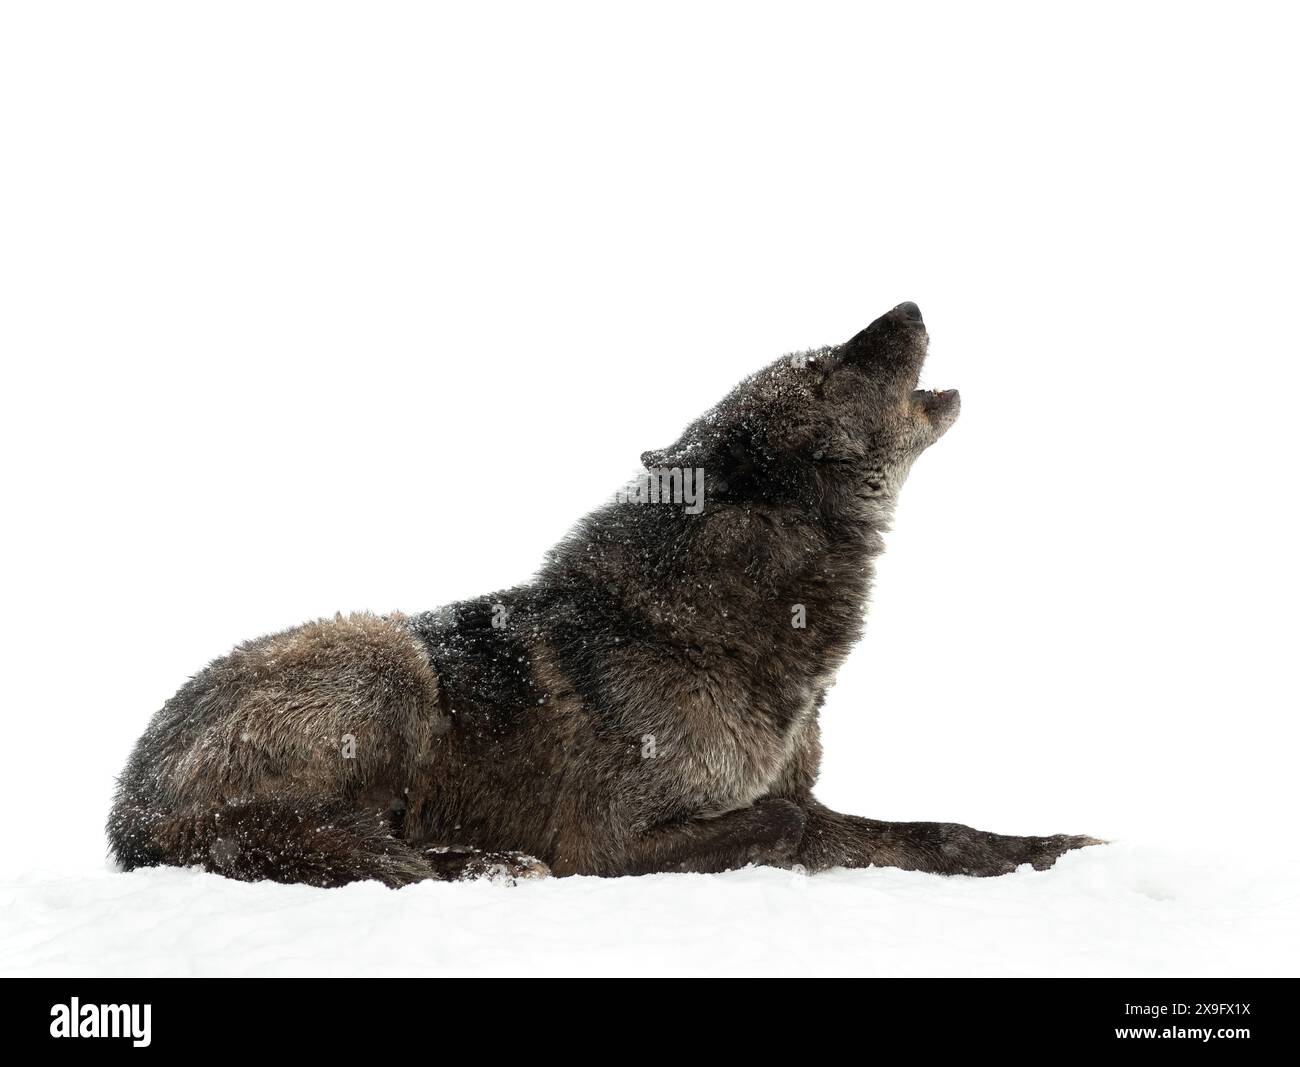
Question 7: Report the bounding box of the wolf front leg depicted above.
[794,799,1102,877]
[614,798,807,876]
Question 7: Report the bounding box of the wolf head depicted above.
[640,302,959,519]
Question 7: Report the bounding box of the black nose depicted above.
[893,301,923,324]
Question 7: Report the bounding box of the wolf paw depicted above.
[473,852,552,885]
[948,830,1105,876]
[1019,833,1106,871]
[423,845,551,884]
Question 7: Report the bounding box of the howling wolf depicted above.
[108,302,1099,886]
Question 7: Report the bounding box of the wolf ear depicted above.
[642,442,704,469]
[642,424,720,470]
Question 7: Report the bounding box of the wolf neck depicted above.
[547,498,892,670]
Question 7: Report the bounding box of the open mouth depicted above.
[911,387,961,429]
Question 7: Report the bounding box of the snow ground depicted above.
[3,842,1295,977]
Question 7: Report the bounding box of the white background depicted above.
[1,2,1297,974]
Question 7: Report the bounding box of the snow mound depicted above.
[2,842,1295,976]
